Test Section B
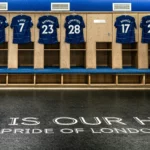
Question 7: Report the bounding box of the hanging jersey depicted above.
[64,15,85,44]
[11,15,33,44]
[140,15,150,43]
[115,15,136,44]
[0,16,9,44]
[37,15,59,44]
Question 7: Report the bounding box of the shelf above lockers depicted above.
[122,43,138,51]
[96,42,112,51]
[18,42,34,50]
[70,43,86,50]
[44,42,60,51]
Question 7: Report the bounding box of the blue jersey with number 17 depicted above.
[11,15,33,44]
[37,15,59,44]
[65,15,85,44]
[115,15,136,44]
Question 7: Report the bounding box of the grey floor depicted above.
[0,90,150,150]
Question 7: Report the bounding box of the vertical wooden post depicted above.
[60,14,70,69]
[34,14,44,69]
[112,14,122,69]
[8,14,18,69]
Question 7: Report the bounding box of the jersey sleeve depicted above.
[29,17,33,28]
[140,17,144,28]
[64,16,68,28]
[55,18,59,28]
[37,18,41,29]
[4,17,9,28]
[114,18,119,28]
[81,16,85,28]
[10,17,15,28]
[133,18,137,29]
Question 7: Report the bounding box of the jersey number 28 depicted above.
[69,25,80,34]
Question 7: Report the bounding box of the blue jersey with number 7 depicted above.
[115,15,136,44]
[11,15,33,44]
[64,15,85,44]
[37,15,59,44]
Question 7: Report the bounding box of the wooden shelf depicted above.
[122,49,138,51]
[70,49,86,51]
[18,49,34,51]
[96,49,112,51]
[0,49,8,51]
[44,49,60,51]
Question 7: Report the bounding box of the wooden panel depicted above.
[60,14,70,69]
[8,74,34,84]
[34,13,44,69]
[138,14,148,69]
[87,14,112,69]
[0,75,6,84]
[91,74,116,84]
[118,75,143,84]
[64,74,88,84]
[36,74,61,84]
[0,51,8,66]
[8,14,18,69]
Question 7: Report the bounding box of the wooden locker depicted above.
[112,13,139,69]
[138,14,149,69]
[60,14,86,69]
[87,14,112,69]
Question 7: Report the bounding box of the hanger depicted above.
[72,11,76,16]
[20,10,23,16]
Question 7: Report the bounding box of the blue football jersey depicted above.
[0,16,9,44]
[115,15,136,44]
[11,15,33,44]
[64,15,85,44]
[37,15,59,44]
[140,15,150,43]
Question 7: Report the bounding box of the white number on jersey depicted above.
[19,23,25,32]
[69,25,80,34]
[148,24,150,33]
[121,24,130,33]
[42,25,54,34]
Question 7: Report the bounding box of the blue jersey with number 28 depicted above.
[11,15,33,44]
[65,15,85,44]
[115,15,136,44]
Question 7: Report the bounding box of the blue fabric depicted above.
[0,16,9,44]
[37,15,59,44]
[115,15,136,44]
[64,15,85,44]
[11,15,33,44]
[0,67,150,74]
[140,15,150,43]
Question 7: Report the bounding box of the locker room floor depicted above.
[0,90,150,150]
